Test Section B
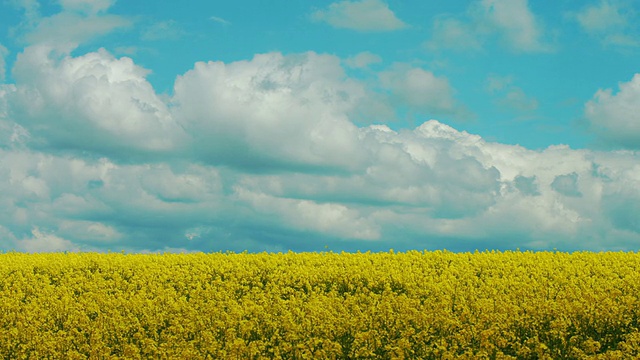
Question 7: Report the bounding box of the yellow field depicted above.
[2,250,640,359]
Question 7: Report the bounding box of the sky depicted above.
[0,0,639,253]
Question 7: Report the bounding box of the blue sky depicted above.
[0,0,639,253]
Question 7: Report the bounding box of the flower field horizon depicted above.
[2,250,640,359]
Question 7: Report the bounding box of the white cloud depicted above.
[0,44,8,82]
[486,74,538,114]
[427,0,552,53]
[9,0,130,48]
[485,74,513,93]
[234,187,381,240]
[8,0,40,22]
[235,120,640,250]
[141,20,185,41]
[379,65,467,117]
[24,12,131,46]
[59,0,116,15]
[572,0,639,48]
[18,227,81,252]
[585,73,640,148]
[210,16,231,26]
[473,0,551,52]
[140,165,222,203]
[426,17,483,52]
[1,46,640,252]
[172,51,368,171]
[58,220,122,243]
[575,0,626,32]
[603,33,640,47]
[0,148,230,252]
[311,0,407,32]
[500,88,538,112]
[237,121,501,220]
[344,51,382,69]
[0,117,639,252]
[9,45,186,158]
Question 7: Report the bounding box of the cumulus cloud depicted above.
[18,227,81,253]
[426,17,483,52]
[23,12,131,46]
[311,0,407,32]
[473,0,551,52]
[234,187,381,240]
[427,0,552,53]
[603,181,640,234]
[172,51,368,172]
[1,45,640,253]
[571,0,638,47]
[10,0,131,48]
[235,121,501,221]
[379,65,469,118]
[585,73,640,148]
[575,0,626,32]
[344,51,382,69]
[0,148,229,252]
[1,118,640,252]
[8,45,187,159]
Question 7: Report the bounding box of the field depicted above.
[2,250,640,359]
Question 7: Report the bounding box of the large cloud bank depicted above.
[1,45,639,253]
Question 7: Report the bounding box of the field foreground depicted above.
[2,250,640,359]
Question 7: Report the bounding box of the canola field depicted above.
[2,250,640,359]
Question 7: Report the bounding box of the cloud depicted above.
[575,0,626,32]
[8,45,187,159]
[571,0,639,48]
[379,65,468,117]
[0,147,229,252]
[0,44,8,82]
[141,20,185,41]
[23,12,131,46]
[585,73,640,148]
[172,51,368,172]
[513,175,540,196]
[551,173,582,197]
[311,0,407,32]
[58,0,116,15]
[486,74,538,114]
[9,0,131,48]
[500,88,538,113]
[1,117,640,252]
[426,0,552,53]
[234,187,381,240]
[235,121,501,220]
[473,0,551,52]
[485,74,513,93]
[604,184,640,234]
[426,17,483,52]
[18,227,80,252]
[1,47,640,253]
[210,16,231,26]
[344,51,382,69]
[7,0,40,23]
